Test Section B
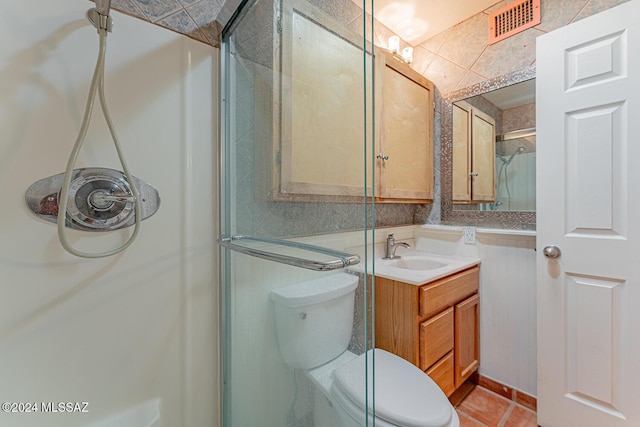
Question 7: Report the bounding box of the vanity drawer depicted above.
[419,306,454,371]
[427,351,455,397]
[419,266,479,319]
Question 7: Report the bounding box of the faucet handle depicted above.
[387,233,395,241]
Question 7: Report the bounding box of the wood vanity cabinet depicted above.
[375,265,480,396]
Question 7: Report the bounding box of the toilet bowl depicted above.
[270,273,459,427]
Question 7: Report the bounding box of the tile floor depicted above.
[456,385,538,427]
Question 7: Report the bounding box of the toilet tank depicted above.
[270,273,359,370]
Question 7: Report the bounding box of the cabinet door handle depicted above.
[377,153,389,161]
[469,172,478,177]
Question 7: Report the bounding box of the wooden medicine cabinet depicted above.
[271,0,434,203]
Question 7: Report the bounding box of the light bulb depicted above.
[401,46,413,64]
[388,36,400,54]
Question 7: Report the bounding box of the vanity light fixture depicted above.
[388,35,400,54]
[386,36,413,64]
[401,46,413,64]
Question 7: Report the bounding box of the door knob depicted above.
[543,245,561,259]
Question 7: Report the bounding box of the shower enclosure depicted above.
[219,0,377,425]
[489,129,536,211]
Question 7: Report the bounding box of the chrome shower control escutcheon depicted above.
[25,168,160,232]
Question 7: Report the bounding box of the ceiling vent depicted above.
[488,0,541,44]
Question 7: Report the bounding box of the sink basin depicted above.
[348,249,480,285]
[383,256,447,271]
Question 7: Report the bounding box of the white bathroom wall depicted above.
[414,225,537,396]
[0,2,218,427]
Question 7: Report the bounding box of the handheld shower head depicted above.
[501,146,526,165]
[95,0,112,16]
[88,0,113,32]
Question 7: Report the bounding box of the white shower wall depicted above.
[0,2,218,427]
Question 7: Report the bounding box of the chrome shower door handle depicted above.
[543,245,561,259]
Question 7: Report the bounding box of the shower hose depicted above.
[56,24,142,258]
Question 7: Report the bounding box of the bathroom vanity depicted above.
[375,265,480,397]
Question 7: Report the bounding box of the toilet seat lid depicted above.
[331,349,453,427]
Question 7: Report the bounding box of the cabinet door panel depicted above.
[375,277,420,364]
[471,108,496,201]
[419,307,454,370]
[278,5,373,200]
[452,101,472,201]
[455,293,480,387]
[427,351,456,397]
[377,50,434,201]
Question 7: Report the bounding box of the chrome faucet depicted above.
[384,234,410,259]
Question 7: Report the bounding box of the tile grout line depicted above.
[457,409,490,427]
[459,384,536,426]
[497,402,516,427]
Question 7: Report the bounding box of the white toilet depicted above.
[270,273,460,427]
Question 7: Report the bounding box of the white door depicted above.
[537,1,640,426]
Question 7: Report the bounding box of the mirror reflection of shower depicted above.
[492,146,524,210]
[490,128,536,211]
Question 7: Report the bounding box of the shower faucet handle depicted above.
[90,191,135,206]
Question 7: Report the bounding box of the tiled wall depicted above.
[109,0,631,232]
[107,0,632,85]
[412,0,631,95]
[503,103,535,134]
[106,0,224,45]
[108,0,401,48]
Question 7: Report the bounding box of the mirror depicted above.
[441,67,536,228]
[452,79,536,211]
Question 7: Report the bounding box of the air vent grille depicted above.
[489,0,541,44]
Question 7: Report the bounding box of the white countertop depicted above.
[348,250,480,285]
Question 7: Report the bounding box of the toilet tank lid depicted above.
[270,273,358,307]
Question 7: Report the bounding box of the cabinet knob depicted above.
[377,153,389,161]
[469,172,479,177]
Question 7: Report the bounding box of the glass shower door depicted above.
[219,0,376,426]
